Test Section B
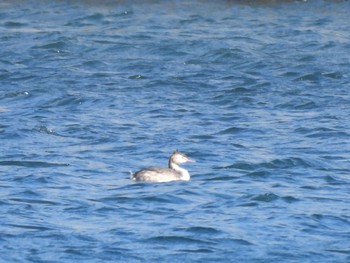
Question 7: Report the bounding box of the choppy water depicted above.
[1,0,350,262]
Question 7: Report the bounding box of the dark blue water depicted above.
[1,1,350,262]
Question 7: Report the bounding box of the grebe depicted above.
[131,150,195,182]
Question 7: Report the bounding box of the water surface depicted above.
[1,1,350,262]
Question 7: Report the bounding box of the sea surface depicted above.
[0,0,349,262]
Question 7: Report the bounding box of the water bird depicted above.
[131,150,195,182]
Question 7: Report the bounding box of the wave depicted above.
[221,157,314,171]
[0,160,70,167]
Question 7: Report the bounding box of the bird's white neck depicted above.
[169,162,190,181]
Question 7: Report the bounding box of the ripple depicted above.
[4,21,27,28]
[260,157,313,169]
[295,72,322,82]
[178,248,214,253]
[323,175,345,185]
[322,71,343,79]
[311,214,350,231]
[9,197,58,206]
[205,174,237,181]
[182,226,224,236]
[34,41,66,50]
[276,99,318,110]
[3,90,30,98]
[34,125,58,136]
[41,94,83,109]
[128,74,146,79]
[281,196,300,203]
[251,193,279,203]
[6,224,53,231]
[237,202,258,207]
[246,170,269,177]
[189,134,216,140]
[145,235,213,245]
[202,48,244,64]
[225,86,252,94]
[221,162,255,171]
[0,160,69,168]
[216,126,245,135]
[325,249,350,255]
[142,195,189,204]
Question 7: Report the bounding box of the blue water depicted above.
[1,0,350,262]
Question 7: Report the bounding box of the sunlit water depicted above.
[1,1,350,262]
